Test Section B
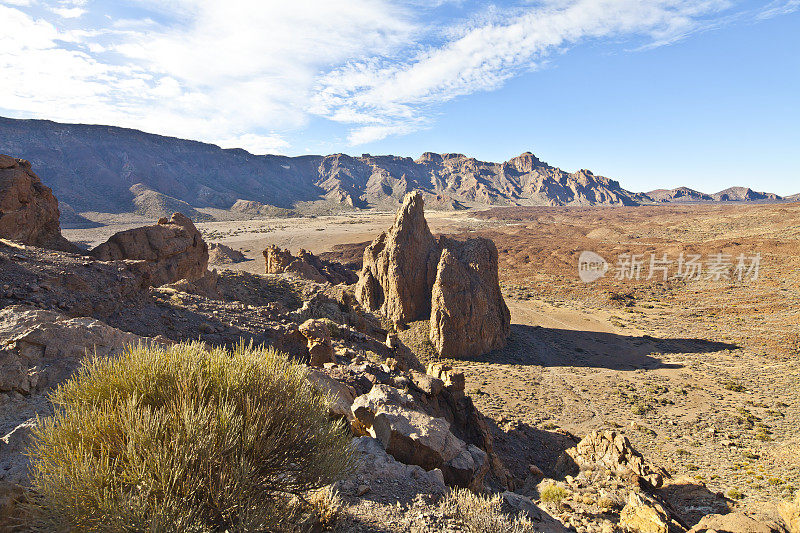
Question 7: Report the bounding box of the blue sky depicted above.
[1,0,798,194]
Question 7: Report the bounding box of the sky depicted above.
[1,0,798,194]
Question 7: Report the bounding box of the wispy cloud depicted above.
[313,0,736,144]
[0,0,793,150]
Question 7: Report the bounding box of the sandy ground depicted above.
[63,202,800,518]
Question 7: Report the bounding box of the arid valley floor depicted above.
[63,201,800,523]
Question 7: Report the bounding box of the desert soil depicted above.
[63,202,800,519]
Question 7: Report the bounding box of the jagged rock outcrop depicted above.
[356,191,510,358]
[556,429,669,488]
[620,491,673,533]
[298,318,334,366]
[208,242,246,265]
[356,191,440,326]
[429,237,511,358]
[264,245,357,285]
[91,212,209,287]
[351,384,488,489]
[0,154,75,251]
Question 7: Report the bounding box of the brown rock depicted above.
[355,191,510,358]
[429,236,510,358]
[351,384,488,488]
[305,367,357,421]
[620,491,670,533]
[91,212,208,287]
[0,155,76,251]
[558,429,669,488]
[355,191,440,326]
[299,319,334,366]
[263,245,356,285]
[208,242,246,265]
[0,304,153,395]
[780,492,800,533]
[688,512,784,533]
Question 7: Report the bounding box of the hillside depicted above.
[0,117,644,214]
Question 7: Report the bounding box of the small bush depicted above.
[440,488,536,533]
[25,341,354,532]
[540,483,568,507]
[727,488,745,500]
[723,380,746,392]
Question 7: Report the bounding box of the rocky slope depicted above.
[0,117,644,216]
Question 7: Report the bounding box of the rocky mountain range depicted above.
[0,116,794,221]
[647,186,785,203]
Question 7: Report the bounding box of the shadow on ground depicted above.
[459,324,739,370]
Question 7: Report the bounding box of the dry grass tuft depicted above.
[440,488,537,533]
[24,341,354,532]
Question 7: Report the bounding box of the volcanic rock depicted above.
[355,191,440,326]
[0,154,76,251]
[351,384,488,488]
[557,429,669,488]
[90,212,209,287]
[298,318,334,366]
[0,304,152,395]
[429,236,511,358]
[208,242,246,265]
[264,245,356,285]
[356,191,510,358]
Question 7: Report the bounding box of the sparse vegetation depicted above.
[440,488,536,533]
[540,483,568,507]
[723,380,747,392]
[727,488,745,500]
[25,341,354,532]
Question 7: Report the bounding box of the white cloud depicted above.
[0,0,417,148]
[314,0,734,144]
[0,0,792,150]
[50,6,86,17]
[217,133,291,155]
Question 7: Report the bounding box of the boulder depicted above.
[0,305,151,395]
[263,245,356,285]
[688,512,784,533]
[305,367,357,422]
[91,212,208,287]
[429,237,510,358]
[342,436,446,497]
[299,319,334,366]
[355,191,440,326]
[780,492,800,533]
[0,155,75,251]
[351,384,488,488]
[620,491,670,533]
[557,429,669,488]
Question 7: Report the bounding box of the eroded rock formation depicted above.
[356,191,510,358]
[264,245,357,285]
[429,237,510,359]
[0,154,75,251]
[91,212,209,287]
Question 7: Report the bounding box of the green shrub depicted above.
[540,483,568,507]
[440,488,536,533]
[25,341,354,532]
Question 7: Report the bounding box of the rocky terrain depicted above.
[2,155,799,532]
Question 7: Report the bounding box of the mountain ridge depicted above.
[0,116,793,216]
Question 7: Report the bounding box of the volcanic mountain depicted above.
[0,117,646,216]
